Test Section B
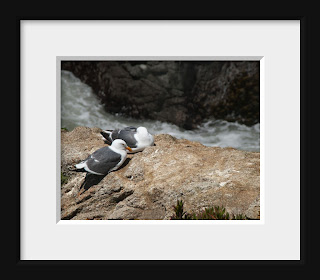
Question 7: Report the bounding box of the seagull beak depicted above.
[126,146,132,152]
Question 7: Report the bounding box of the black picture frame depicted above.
[14,15,314,273]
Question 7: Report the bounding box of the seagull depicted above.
[74,139,132,175]
[100,126,154,153]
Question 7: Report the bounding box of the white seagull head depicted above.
[137,126,149,136]
[136,126,154,146]
[111,139,132,152]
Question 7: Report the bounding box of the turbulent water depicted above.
[61,70,260,152]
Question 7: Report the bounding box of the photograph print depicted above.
[60,59,260,221]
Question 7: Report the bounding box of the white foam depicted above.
[61,70,260,152]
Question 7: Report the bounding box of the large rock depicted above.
[61,127,260,220]
[61,61,260,129]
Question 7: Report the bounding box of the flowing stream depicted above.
[61,70,260,152]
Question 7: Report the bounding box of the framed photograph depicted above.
[19,18,306,267]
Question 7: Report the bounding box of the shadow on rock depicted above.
[79,173,105,194]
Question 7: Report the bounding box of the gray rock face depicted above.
[61,61,260,129]
[61,127,260,220]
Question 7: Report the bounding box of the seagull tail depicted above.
[100,130,113,145]
[68,162,87,172]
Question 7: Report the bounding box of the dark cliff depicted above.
[61,61,260,129]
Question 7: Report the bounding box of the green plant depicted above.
[170,199,248,220]
[170,200,192,220]
[233,214,247,220]
[61,172,69,185]
[193,206,230,220]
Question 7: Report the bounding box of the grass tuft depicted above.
[61,172,69,185]
[170,199,248,220]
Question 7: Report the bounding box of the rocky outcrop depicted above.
[61,61,260,129]
[61,127,260,220]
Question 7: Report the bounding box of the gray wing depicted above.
[85,146,122,175]
[110,129,120,140]
[123,126,137,132]
[112,127,138,148]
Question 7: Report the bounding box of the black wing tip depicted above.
[68,167,86,173]
[100,131,113,144]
